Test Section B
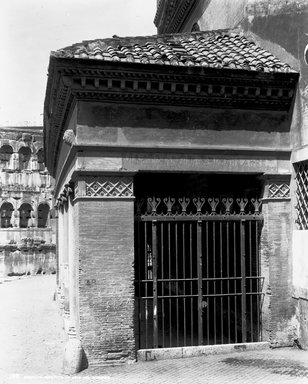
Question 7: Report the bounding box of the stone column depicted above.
[67,185,78,337]
[73,174,136,366]
[0,249,5,283]
[55,205,60,288]
[63,183,87,374]
[261,174,296,346]
[57,202,65,309]
[13,207,18,228]
[63,199,70,332]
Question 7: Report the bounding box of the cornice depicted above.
[44,58,298,178]
[57,60,298,110]
[155,0,199,34]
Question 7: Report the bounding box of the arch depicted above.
[0,145,13,163]
[37,203,50,228]
[18,147,32,170]
[19,203,33,228]
[0,202,14,228]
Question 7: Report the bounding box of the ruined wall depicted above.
[0,127,56,278]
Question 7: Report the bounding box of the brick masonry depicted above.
[77,199,135,365]
[261,198,297,346]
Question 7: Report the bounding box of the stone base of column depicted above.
[0,252,5,283]
[63,308,70,334]
[62,328,88,374]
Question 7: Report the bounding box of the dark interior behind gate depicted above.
[134,173,264,350]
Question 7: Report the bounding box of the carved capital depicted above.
[63,129,75,146]
[56,182,74,208]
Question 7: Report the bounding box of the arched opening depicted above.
[0,145,13,163]
[19,203,32,228]
[37,148,45,171]
[38,203,50,228]
[18,147,32,170]
[0,202,14,228]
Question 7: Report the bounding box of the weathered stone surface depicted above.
[77,198,135,366]
[0,127,55,277]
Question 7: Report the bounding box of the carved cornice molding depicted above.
[155,0,198,34]
[44,60,298,177]
[74,176,134,199]
[60,65,297,108]
[58,66,296,113]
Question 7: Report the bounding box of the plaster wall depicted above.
[193,0,307,149]
[76,102,291,151]
[292,230,308,299]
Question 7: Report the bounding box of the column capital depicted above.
[55,182,74,209]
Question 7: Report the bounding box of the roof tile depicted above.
[52,31,295,73]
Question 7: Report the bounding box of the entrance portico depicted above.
[44,31,298,368]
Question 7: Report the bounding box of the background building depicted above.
[0,127,56,278]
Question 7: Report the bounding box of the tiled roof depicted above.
[52,31,294,73]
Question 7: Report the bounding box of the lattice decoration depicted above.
[136,196,262,216]
[268,183,290,199]
[86,177,133,197]
[295,161,308,230]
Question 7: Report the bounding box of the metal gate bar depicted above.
[197,220,203,345]
[135,197,264,350]
[240,220,247,343]
[233,221,238,343]
[152,220,158,348]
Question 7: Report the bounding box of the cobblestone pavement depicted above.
[1,275,308,384]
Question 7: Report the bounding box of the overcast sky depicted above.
[1,0,156,127]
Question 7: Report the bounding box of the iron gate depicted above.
[135,196,264,349]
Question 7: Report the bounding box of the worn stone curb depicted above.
[138,341,270,361]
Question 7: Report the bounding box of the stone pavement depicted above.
[1,275,308,384]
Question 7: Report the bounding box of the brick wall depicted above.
[261,199,297,346]
[77,199,135,365]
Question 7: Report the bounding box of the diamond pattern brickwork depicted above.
[268,183,290,199]
[295,161,308,230]
[85,176,133,198]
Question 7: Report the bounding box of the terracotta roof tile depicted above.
[52,31,294,73]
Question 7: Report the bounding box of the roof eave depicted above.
[43,55,299,177]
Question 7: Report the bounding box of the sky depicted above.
[0,0,157,127]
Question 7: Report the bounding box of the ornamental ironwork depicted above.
[135,196,262,217]
[135,194,263,349]
[295,161,308,230]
